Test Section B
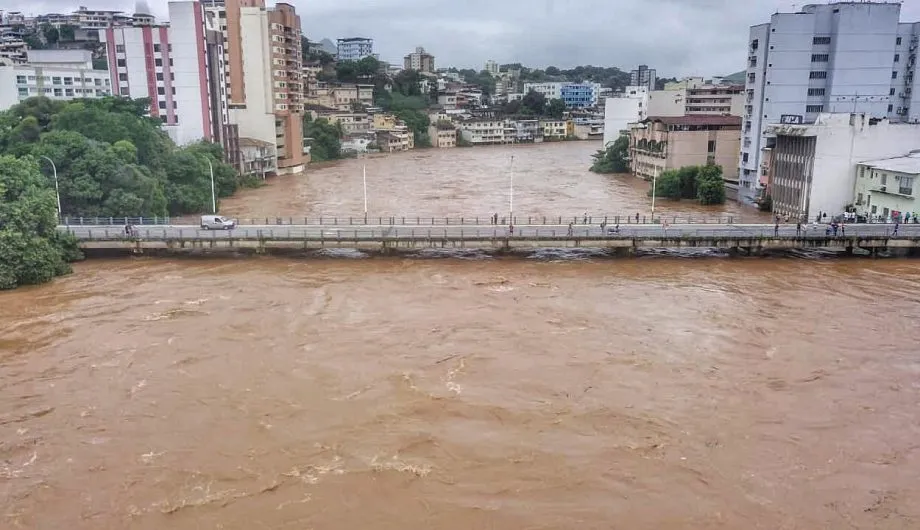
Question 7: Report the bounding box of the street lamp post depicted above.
[205,158,216,214]
[363,164,368,223]
[509,155,514,224]
[651,171,657,223]
[39,156,61,218]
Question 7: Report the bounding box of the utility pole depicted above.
[39,156,61,218]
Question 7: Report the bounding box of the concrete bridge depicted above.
[61,223,920,256]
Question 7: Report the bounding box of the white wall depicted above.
[603,97,641,146]
[229,6,275,146]
[647,89,685,117]
[169,2,208,146]
[797,114,920,219]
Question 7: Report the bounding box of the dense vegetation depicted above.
[590,135,630,173]
[499,64,635,92]
[0,155,82,289]
[649,165,727,205]
[0,96,245,289]
[503,90,566,119]
[0,97,240,218]
[303,114,343,162]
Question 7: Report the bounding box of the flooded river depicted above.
[3,142,920,529]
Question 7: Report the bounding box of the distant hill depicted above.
[722,70,746,84]
[318,38,337,55]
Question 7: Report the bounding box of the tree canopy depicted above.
[590,134,629,174]
[303,114,343,162]
[649,165,726,205]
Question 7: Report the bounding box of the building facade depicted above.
[337,37,373,61]
[630,65,656,91]
[741,2,920,204]
[602,86,648,146]
[766,113,920,221]
[853,152,920,222]
[428,123,457,147]
[484,59,499,76]
[0,50,111,110]
[100,2,234,150]
[560,82,600,108]
[404,46,434,73]
[628,115,742,183]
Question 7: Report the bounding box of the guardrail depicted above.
[61,214,760,226]
[63,225,920,241]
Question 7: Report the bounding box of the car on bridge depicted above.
[200,215,238,230]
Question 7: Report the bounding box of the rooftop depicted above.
[645,115,742,127]
[859,152,920,175]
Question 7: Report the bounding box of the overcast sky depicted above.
[12,0,920,76]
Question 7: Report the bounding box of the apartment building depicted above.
[522,81,601,108]
[542,119,567,139]
[209,0,304,175]
[337,37,373,61]
[330,83,373,111]
[630,64,656,91]
[764,113,920,221]
[484,59,499,76]
[628,115,742,183]
[100,2,237,155]
[428,122,457,148]
[513,119,542,143]
[0,34,27,64]
[741,1,920,204]
[376,126,413,152]
[458,119,511,145]
[852,151,920,222]
[404,46,434,73]
[0,49,111,110]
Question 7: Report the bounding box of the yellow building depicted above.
[373,113,398,131]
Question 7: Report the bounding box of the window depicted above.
[173,116,178,124]
[116,44,125,53]
[65,88,73,97]
[155,58,162,67]
[809,71,827,79]
[747,73,755,83]
[156,72,164,81]
[895,53,900,63]
[707,140,716,153]
[881,174,888,185]
[158,101,166,109]
[169,58,173,67]
[118,73,128,81]
[117,59,126,67]
[892,71,898,79]
[806,105,824,113]
[153,44,161,52]
[751,39,759,50]
[742,153,749,163]
[900,176,914,195]
[15,75,26,84]
[53,88,62,96]
[168,44,172,52]
[172,101,177,109]
[889,104,894,112]
[160,115,168,123]
[171,73,175,81]
[896,37,902,45]
[813,36,831,45]
[157,87,165,95]
[890,88,896,96]
[811,54,829,62]
[51,76,61,85]
[121,86,129,95]
[807,88,825,96]
[63,77,73,85]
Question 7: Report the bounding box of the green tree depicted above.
[697,165,726,205]
[650,169,683,200]
[545,98,566,119]
[0,155,81,290]
[303,114,342,162]
[41,24,59,45]
[521,90,546,116]
[59,24,76,41]
[590,134,629,173]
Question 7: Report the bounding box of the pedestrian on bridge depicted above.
[796,222,802,236]
[774,221,779,237]
[894,222,900,236]
[635,212,639,224]
[567,223,574,236]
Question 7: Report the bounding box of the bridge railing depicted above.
[61,214,766,226]
[62,224,917,241]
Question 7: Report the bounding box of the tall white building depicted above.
[0,50,111,110]
[100,2,235,151]
[602,86,648,146]
[741,1,920,204]
[484,59,499,76]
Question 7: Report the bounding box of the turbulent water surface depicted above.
[2,142,920,529]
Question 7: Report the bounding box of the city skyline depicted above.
[13,0,920,76]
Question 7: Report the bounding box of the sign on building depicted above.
[780,114,803,125]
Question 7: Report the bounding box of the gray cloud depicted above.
[13,0,920,76]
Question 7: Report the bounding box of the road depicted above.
[61,223,920,241]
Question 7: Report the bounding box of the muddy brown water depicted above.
[3,142,920,529]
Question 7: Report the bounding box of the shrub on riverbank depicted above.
[590,134,629,173]
[0,155,82,290]
[649,165,726,205]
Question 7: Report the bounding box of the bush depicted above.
[648,164,725,205]
[590,134,629,173]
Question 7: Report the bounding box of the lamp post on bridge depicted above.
[651,170,658,223]
[204,158,216,214]
[39,156,62,219]
[509,155,514,224]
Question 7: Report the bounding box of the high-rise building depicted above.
[629,65,656,91]
[336,37,373,62]
[0,50,112,110]
[484,60,499,76]
[404,46,434,73]
[207,0,304,175]
[100,1,237,158]
[741,1,920,203]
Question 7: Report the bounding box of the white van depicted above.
[200,215,237,230]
